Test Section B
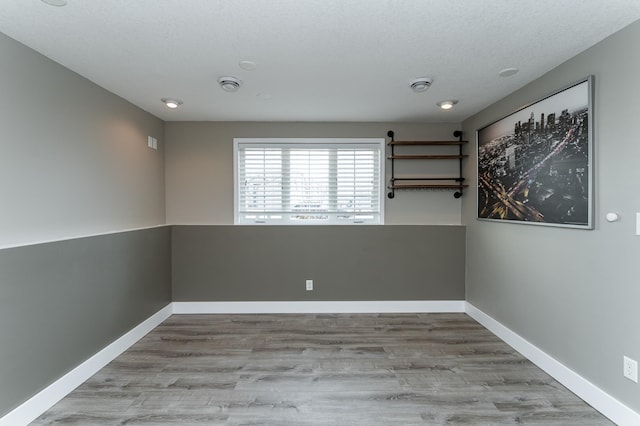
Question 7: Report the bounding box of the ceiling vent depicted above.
[218,76,242,92]
[409,77,432,93]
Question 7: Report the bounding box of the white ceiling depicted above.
[1,1,639,123]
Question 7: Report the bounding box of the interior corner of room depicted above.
[1,5,639,426]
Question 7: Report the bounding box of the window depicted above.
[234,138,384,225]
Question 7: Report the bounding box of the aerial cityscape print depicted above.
[477,79,592,228]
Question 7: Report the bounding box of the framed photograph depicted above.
[477,77,594,229]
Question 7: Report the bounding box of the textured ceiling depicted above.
[1,0,639,122]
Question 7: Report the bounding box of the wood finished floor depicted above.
[32,314,612,425]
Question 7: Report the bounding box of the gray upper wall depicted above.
[0,32,165,248]
[462,20,640,412]
[165,122,465,225]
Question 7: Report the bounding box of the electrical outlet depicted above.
[305,279,313,291]
[624,356,638,383]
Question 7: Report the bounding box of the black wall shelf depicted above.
[387,130,468,199]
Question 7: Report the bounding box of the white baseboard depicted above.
[0,304,173,426]
[465,302,640,426]
[172,300,466,314]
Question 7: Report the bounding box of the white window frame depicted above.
[234,138,385,225]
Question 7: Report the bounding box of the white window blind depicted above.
[234,138,384,224]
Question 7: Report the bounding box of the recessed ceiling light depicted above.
[409,77,432,93]
[498,67,519,77]
[161,98,183,109]
[437,100,458,110]
[218,76,242,92]
[41,0,67,6]
[239,61,257,71]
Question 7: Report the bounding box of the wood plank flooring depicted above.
[32,313,612,425]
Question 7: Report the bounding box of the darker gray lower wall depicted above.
[172,225,465,301]
[0,227,172,417]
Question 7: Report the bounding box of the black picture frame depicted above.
[477,77,594,229]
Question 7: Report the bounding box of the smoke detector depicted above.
[218,76,242,92]
[409,77,432,93]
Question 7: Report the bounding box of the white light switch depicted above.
[148,136,158,150]
[636,213,640,235]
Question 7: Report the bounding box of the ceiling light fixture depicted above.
[498,67,519,77]
[437,100,458,110]
[41,0,67,6]
[218,76,242,92]
[161,98,183,109]
[409,77,432,93]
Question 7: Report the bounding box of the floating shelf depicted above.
[388,140,467,146]
[386,130,467,199]
[389,184,469,190]
[388,154,468,160]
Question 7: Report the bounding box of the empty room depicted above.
[1,1,639,425]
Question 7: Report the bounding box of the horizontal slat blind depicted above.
[236,140,383,224]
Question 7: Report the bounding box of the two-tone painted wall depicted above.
[0,32,171,417]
